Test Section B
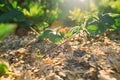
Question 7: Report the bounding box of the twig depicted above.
[30,27,40,35]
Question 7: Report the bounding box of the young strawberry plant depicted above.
[38,29,64,43]
[86,13,120,36]
[38,26,82,43]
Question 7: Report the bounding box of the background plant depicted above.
[0,24,16,41]
[86,13,120,35]
[0,0,120,42]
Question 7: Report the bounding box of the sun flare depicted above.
[79,0,85,2]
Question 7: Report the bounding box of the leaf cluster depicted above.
[0,0,28,23]
[0,24,16,41]
[38,29,64,43]
[86,13,120,35]
[38,26,81,43]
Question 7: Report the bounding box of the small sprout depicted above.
[36,49,42,59]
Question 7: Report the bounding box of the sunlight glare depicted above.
[80,0,85,2]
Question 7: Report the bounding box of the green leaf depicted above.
[0,62,9,77]
[87,25,98,31]
[38,29,52,41]
[87,25,100,35]
[101,14,115,26]
[67,26,81,37]
[0,24,16,41]
[12,1,18,8]
[0,9,25,22]
[48,32,63,43]
[38,29,64,43]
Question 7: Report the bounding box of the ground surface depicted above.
[0,30,120,80]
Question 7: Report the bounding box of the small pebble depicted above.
[16,48,26,54]
[59,71,66,77]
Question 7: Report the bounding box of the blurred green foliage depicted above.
[0,0,120,42]
[86,13,120,35]
[0,0,28,23]
[0,62,9,77]
[0,24,16,41]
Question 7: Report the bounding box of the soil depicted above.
[0,30,120,80]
